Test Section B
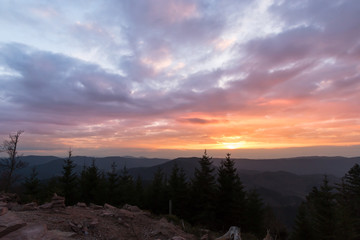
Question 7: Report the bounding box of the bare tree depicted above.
[0,130,28,192]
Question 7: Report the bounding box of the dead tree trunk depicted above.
[0,130,27,192]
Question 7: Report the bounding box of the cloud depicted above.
[0,43,133,122]
[178,117,221,125]
[0,0,360,155]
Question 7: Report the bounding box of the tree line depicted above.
[20,150,272,237]
[291,164,360,240]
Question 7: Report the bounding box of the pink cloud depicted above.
[1,0,360,156]
[147,0,199,24]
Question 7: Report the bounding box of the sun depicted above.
[221,141,246,149]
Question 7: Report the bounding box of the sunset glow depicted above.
[1,0,360,158]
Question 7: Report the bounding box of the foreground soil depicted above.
[16,204,198,240]
[0,193,199,240]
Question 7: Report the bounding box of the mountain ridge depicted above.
[15,155,360,178]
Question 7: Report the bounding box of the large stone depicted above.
[0,207,8,216]
[100,210,116,217]
[16,202,38,211]
[48,229,77,238]
[52,199,65,204]
[0,192,19,203]
[51,194,65,209]
[172,236,186,240]
[7,202,21,211]
[1,223,47,240]
[200,234,209,240]
[0,211,26,237]
[2,222,75,240]
[76,202,87,208]
[104,203,117,210]
[215,226,241,240]
[89,203,102,209]
[39,202,53,209]
[52,193,65,201]
[263,229,273,240]
[122,204,141,212]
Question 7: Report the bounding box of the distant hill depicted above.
[239,170,339,198]
[17,155,360,178]
[128,155,360,179]
[128,157,200,181]
[128,158,339,199]
[17,155,170,179]
[214,156,360,177]
[20,155,61,166]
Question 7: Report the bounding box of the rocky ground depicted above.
[0,193,201,240]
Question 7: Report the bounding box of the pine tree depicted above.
[291,176,337,240]
[216,153,246,230]
[263,205,289,240]
[291,202,315,240]
[106,161,119,205]
[168,162,189,218]
[134,175,144,208]
[244,189,264,236]
[119,165,135,205]
[337,164,360,238]
[335,178,357,240]
[23,167,40,202]
[190,150,216,226]
[312,176,337,240]
[147,167,167,214]
[43,176,61,202]
[95,170,107,205]
[80,159,99,204]
[60,150,78,205]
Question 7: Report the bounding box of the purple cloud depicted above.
[1,0,360,155]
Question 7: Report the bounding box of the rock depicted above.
[0,201,7,208]
[89,218,99,227]
[68,221,77,228]
[100,210,116,217]
[122,204,141,212]
[172,236,186,240]
[215,226,241,240]
[104,203,117,210]
[51,193,63,200]
[6,202,21,211]
[51,193,65,208]
[117,209,135,219]
[39,202,53,209]
[150,229,162,237]
[52,199,65,204]
[1,223,72,240]
[200,234,209,240]
[76,202,87,208]
[263,229,273,240]
[20,202,38,211]
[48,229,77,238]
[68,220,82,234]
[0,207,8,216]
[0,211,26,238]
[90,203,102,209]
[0,192,19,203]
[1,223,47,240]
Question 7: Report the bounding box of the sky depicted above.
[0,0,360,158]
